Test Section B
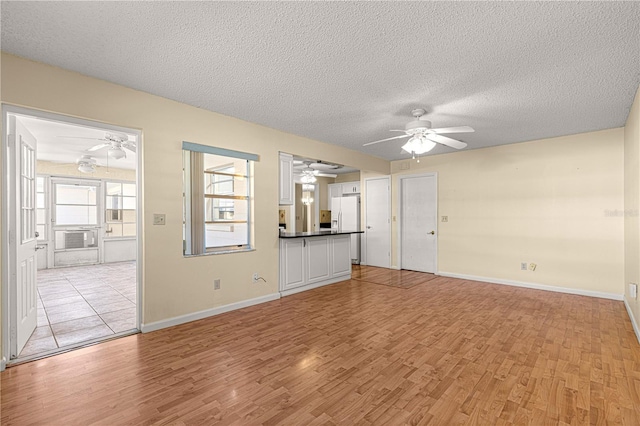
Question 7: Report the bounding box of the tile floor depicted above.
[19,261,137,358]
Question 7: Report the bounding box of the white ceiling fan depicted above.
[363,108,474,159]
[59,131,136,159]
[293,160,341,183]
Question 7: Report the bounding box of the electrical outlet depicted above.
[521,262,527,270]
[253,273,259,282]
[529,263,537,271]
[214,279,221,290]
[630,283,638,299]
[153,213,166,225]
[441,216,448,222]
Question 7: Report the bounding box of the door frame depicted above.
[362,175,391,267]
[396,172,438,272]
[1,104,144,370]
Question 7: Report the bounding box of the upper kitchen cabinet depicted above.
[279,152,294,205]
[341,181,360,194]
[330,181,360,197]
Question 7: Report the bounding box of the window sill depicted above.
[184,247,255,258]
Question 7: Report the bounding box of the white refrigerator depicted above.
[331,195,360,263]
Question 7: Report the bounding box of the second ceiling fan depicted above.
[85,132,136,160]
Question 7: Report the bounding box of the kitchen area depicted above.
[278,152,363,296]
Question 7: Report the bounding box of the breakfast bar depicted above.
[279,229,364,296]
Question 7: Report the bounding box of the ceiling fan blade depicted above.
[316,172,338,178]
[87,143,111,152]
[124,144,136,153]
[58,136,106,141]
[428,126,474,134]
[363,134,410,147]
[425,134,467,149]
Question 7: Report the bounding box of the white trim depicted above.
[2,106,12,366]
[396,172,438,272]
[438,271,623,301]
[1,357,6,372]
[140,293,281,333]
[279,276,347,297]
[624,295,640,345]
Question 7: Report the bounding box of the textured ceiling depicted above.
[2,2,639,161]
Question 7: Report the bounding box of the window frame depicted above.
[182,142,257,256]
[104,180,137,239]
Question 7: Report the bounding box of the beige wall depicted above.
[391,128,625,295]
[0,53,389,337]
[335,171,360,183]
[625,85,640,331]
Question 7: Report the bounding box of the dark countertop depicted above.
[279,229,364,239]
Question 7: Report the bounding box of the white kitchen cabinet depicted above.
[280,238,305,290]
[279,234,352,296]
[341,181,360,194]
[306,237,331,284]
[331,235,352,277]
[279,152,294,205]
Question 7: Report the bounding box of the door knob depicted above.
[428,231,435,235]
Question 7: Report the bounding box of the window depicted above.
[53,183,98,226]
[183,142,257,255]
[105,181,136,237]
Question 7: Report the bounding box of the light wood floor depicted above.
[2,267,640,425]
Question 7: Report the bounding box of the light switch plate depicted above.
[153,214,166,225]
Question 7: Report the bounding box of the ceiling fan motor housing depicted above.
[405,119,432,134]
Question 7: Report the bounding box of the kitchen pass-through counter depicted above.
[279,229,363,296]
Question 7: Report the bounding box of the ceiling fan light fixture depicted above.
[76,154,97,173]
[300,172,317,184]
[78,163,96,173]
[402,136,436,155]
[108,147,126,160]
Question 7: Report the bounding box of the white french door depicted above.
[8,115,38,357]
[400,173,438,273]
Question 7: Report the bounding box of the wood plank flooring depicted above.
[2,267,640,425]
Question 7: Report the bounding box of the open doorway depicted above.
[2,106,142,365]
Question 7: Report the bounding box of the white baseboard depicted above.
[1,356,5,372]
[280,276,348,297]
[437,271,623,301]
[624,295,640,345]
[140,293,281,333]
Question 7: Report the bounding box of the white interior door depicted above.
[9,116,38,357]
[364,177,390,268]
[401,174,437,273]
